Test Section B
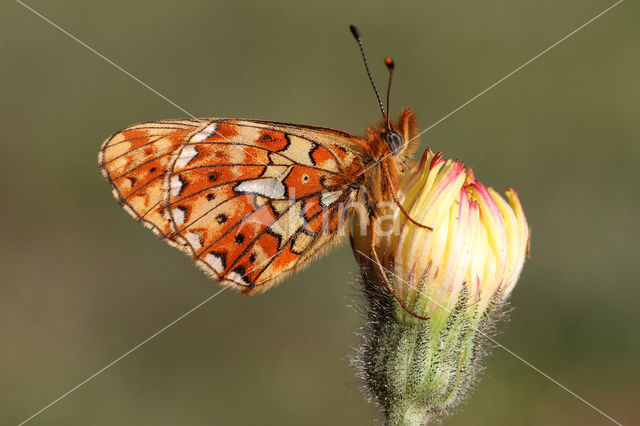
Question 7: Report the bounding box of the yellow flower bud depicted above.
[351,149,530,424]
[353,149,529,324]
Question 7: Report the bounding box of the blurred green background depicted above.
[1,0,638,424]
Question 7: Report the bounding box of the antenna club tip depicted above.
[349,24,361,39]
[385,56,395,69]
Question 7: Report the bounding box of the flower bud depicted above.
[351,149,529,424]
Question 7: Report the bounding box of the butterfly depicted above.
[99,25,431,318]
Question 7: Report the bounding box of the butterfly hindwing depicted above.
[98,119,202,249]
[164,119,365,293]
[250,192,346,290]
[100,118,367,292]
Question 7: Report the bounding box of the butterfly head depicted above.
[376,108,418,160]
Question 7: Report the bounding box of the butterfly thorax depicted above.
[359,108,419,218]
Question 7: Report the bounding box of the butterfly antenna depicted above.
[349,25,385,122]
[384,57,394,130]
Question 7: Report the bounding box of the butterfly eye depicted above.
[382,131,403,154]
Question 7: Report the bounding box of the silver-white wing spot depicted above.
[228,271,250,286]
[191,123,218,142]
[204,253,225,274]
[185,232,202,250]
[175,145,198,168]
[320,190,342,207]
[172,207,186,226]
[234,178,286,199]
[170,175,184,197]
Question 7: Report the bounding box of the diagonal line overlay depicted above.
[15,0,200,121]
[355,249,623,426]
[15,0,280,173]
[14,0,625,424]
[17,230,293,426]
[356,0,624,179]
[17,287,228,426]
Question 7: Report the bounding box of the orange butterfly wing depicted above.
[100,118,368,294]
[98,119,204,249]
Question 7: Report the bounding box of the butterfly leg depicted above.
[381,163,433,231]
[369,216,430,321]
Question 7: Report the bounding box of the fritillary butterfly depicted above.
[99,25,430,315]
